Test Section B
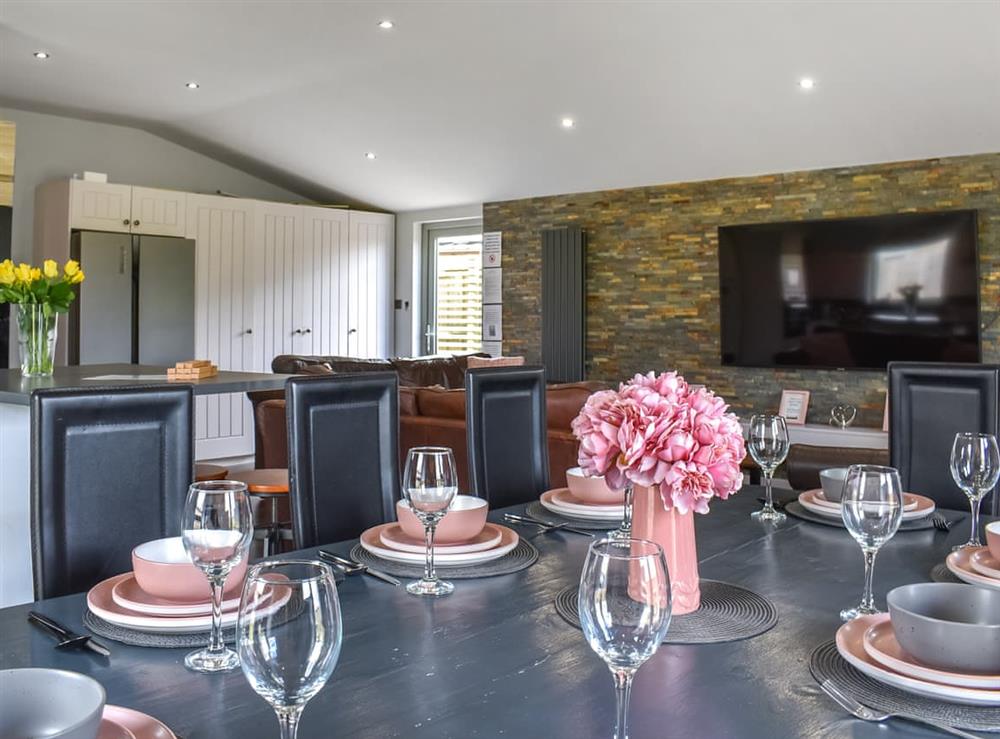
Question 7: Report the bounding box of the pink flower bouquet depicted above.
[571,372,746,515]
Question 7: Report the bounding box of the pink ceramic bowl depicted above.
[987,521,1000,561]
[396,495,488,544]
[565,467,625,505]
[132,537,247,603]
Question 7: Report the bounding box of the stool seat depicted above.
[229,468,289,494]
[194,463,229,482]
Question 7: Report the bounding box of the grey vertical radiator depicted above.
[541,226,586,382]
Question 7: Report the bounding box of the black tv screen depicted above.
[718,210,979,370]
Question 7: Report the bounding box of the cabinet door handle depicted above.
[303,328,312,334]
[123,218,130,226]
[133,219,140,227]
[293,329,303,335]
[347,328,357,335]
[244,328,253,335]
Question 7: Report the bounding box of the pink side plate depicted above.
[970,548,1000,581]
[551,488,623,512]
[379,522,503,554]
[103,706,176,739]
[539,489,622,520]
[799,490,934,521]
[947,548,1000,591]
[111,573,240,617]
[835,615,1000,706]
[360,523,518,565]
[99,717,136,739]
[862,613,1000,689]
[811,489,919,512]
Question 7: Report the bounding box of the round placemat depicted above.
[524,501,618,531]
[785,502,935,531]
[930,563,963,583]
[83,609,235,649]
[349,538,539,579]
[809,640,1000,732]
[554,580,778,645]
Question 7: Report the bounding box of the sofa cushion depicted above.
[299,363,333,376]
[271,354,394,374]
[399,387,419,416]
[466,355,526,369]
[416,387,466,419]
[391,357,452,387]
[545,382,608,430]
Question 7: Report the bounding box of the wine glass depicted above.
[609,483,634,541]
[402,447,459,597]
[578,538,672,739]
[839,465,903,622]
[182,480,254,673]
[238,560,342,739]
[748,414,789,523]
[950,432,1000,551]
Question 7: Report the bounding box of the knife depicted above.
[503,513,595,536]
[318,550,401,587]
[28,611,111,657]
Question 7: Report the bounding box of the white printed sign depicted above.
[483,231,502,268]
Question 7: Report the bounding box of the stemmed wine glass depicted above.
[839,465,903,622]
[238,560,342,739]
[402,447,459,597]
[950,432,1000,551]
[182,480,254,673]
[579,538,672,739]
[748,414,789,523]
[610,483,634,541]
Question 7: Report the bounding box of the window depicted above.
[421,223,483,355]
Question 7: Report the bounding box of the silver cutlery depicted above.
[820,679,981,738]
[932,514,955,532]
[503,513,594,536]
[318,550,401,587]
[28,611,111,657]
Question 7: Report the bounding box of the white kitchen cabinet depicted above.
[302,206,351,355]
[347,210,394,358]
[254,201,310,362]
[69,180,132,233]
[130,186,186,237]
[185,193,257,459]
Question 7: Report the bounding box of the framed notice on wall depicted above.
[483,231,502,267]
[778,390,810,425]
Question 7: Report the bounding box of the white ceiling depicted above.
[1,1,998,212]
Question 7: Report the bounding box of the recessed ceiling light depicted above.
[561,117,575,128]
[377,19,394,29]
[364,152,377,160]
[798,77,815,90]
[185,81,200,89]
[33,51,49,60]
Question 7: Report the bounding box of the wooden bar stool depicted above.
[194,463,229,482]
[228,468,291,558]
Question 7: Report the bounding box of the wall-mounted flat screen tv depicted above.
[718,210,979,370]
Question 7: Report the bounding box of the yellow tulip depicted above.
[43,259,59,279]
[71,269,85,284]
[64,260,81,278]
[30,267,42,281]
[0,262,14,286]
[14,263,33,285]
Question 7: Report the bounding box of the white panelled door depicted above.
[69,180,132,233]
[302,206,350,355]
[254,202,307,364]
[347,211,394,358]
[185,194,257,459]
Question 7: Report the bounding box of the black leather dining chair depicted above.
[31,385,194,600]
[888,362,1000,514]
[465,366,550,508]
[286,372,399,548]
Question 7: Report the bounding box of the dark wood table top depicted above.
[0,490,981,738]
[0,364,290,405]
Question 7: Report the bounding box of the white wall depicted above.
[0,107,307,263]
[394,204,482,357]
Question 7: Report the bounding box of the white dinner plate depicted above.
[798,490,934,522]
[539,490,623,521]
[811,490,919,512]
[378,522,503,554]
[947,548,1000,591]
[837,615,1000,706]
[360,524,518,565]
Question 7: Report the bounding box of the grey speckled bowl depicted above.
[819,467,848,502]
[887,583,1000,674]
[0,668,105,739]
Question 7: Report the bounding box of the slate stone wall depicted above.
[484,153,999,426]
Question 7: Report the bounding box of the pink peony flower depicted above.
[660,461,715,515]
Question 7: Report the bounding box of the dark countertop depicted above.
[0,364,290,405]
[0,491,984,739]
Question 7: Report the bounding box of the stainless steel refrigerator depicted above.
[69,231,195,366]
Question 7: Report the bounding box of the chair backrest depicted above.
[286,373,399,548]
[465,366,550,508]
[31,385,194,599]
[889,362,1000,514]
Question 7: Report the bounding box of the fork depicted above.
[932,513,955,532]
[820,679,981,738]
[502,513,594,537]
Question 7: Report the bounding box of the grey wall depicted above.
[394,203,482,356]
[0,107,307,263]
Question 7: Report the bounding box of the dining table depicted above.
[0,487,992,738]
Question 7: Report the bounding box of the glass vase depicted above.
[17,304,57,377]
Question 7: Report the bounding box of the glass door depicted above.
[421,223,483,355]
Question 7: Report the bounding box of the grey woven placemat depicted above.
[809,640,1000,732]
[785,502,935,531]
[84,609,235,649]
[554,580,778,645]
[350,538,539,579]
[930,563,964,583]
[525,501,618,531]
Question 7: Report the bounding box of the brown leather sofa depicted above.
[784,443,890,491]
[270,352,488,388]
[250,378,606,493]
